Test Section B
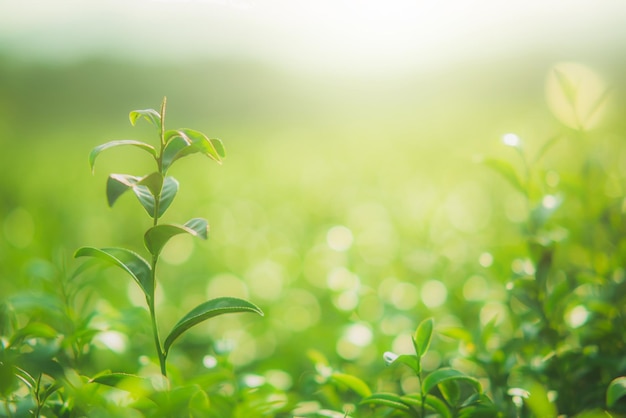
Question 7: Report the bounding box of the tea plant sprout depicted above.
[75,97,263,378]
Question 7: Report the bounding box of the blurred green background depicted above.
[2,0,626,394]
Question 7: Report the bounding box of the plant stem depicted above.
[148,291,167,377]
[147,96,168,377]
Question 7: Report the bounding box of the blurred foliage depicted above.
[2,52,626,416]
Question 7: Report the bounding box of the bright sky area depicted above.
[1,0,625,75]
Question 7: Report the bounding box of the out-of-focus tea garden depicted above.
[3,3,626,417]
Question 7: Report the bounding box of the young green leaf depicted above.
[413,317,434,358]
[607,376,626,408]
[163,297,263,356]
[422,368,481,397]
[74,247,153,300]
[129,108,161,128]
[331,372,372,397]
[360,393,411,412]
[161,128,223,172]
[384,352,420,374]
[89,140,156,174]
[209,138,226,159]
[107,174,140,207]
[438,379,461,407]
[144,218,209,256]
[154,176,179,217]
[108,174,178,218]
[137,172,164,199]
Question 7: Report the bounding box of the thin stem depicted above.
[148,290,167,377]
[147,97,168,377]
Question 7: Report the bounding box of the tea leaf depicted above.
[107,174,140,207]
[360,393,410,412]
[438,379,461,407]
[129,108,161,128]
[413,317,434,358]
[144,218,208,256]
[89,140,156,174]
[331,372,372,397]
[108,175,178,218]
[161,128,223,172]
[607,376,626,408]
[422,368,481,396]
[164,297,263,356]
[137,172,164,199]
[74,247,153,300]
[384,352,420,374]
[155,176,179,217]
[210,138,226,159]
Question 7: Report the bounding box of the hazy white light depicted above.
[567,305,589,328]
[327,225,354,251]
[502,133,521,147]
[542,194,558,209]
[463,275,488,301]
[203,355,218,368]
[242,374,266,388]
[421,280,448,308]
[391,282,419,310]
[95,330,127,353]
[479,252,493,267]
[344,323,373,347]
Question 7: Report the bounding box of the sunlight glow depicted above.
[95,330,127,353]
[566,305,590,328]
[327,225,354,251]
[502,133,521,148]
[421,280,448,308]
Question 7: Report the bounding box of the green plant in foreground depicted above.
[361,318,496,417]
[74,97,263,379]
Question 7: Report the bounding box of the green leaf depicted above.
[164,297,263,356]
[107,174,140,207]
[482,158,525,195]
[138,172,164,199]
[9,323,57,347]
[607,376,626,408]
[89,140,156,174]
[129,108,161,127]
[162,128,223,172]
[360,393,411,412]
[144,218,209,256]
[106,174,178,218]
[331,372,372,397]
[422,368,482,397]
[413,317,434,357]
[210,138,226,159]
[91,372,157,399]
[438,379,461,407]
[384,352,419,374]
[74,247,153,300]
[154,176,179,217]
